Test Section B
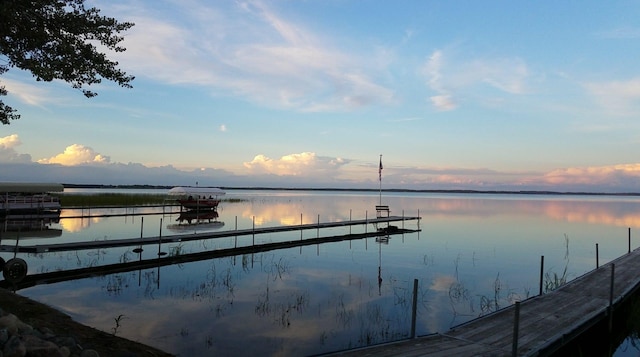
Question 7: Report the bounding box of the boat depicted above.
[167,210,225,231]
[1,183,63,215]
[168,186,225,211]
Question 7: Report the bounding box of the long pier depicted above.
[0,226,420,291]
[0,215,420,254]
[327,245,640,356]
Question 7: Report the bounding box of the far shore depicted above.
[61,183,640,197]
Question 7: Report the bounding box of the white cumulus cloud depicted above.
[243,152,347,176]
[37,144,111,166]
[0,134,32,163]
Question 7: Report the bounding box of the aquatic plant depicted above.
[543,234,570,293]
[111,314,125,335]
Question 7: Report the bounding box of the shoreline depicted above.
[61,183,640,197]
[0,288,173,356]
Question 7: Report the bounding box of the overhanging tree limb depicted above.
[0,0,135,124]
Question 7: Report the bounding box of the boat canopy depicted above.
[168,186,226,197]
[0,182,64,193]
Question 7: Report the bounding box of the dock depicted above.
[326,246,640,356]
[0,226,420,291]
[0,215,420,253]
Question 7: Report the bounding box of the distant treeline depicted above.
[61,184,640,197]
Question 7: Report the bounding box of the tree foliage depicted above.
[0,0,135,124]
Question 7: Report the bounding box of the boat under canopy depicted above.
[167,186,226,197]
[168,186,225,211]
[1,182,63,214]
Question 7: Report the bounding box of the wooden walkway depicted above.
[0,227,420,291]
[327,247,640,357]
[0,215,420,253]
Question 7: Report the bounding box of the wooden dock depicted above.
[0,215,420,253]
[326,247,640,357]
[0,226,420,291]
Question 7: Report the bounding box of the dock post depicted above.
[596,243,599,269]
[629,227,631,253]
[349,209,352,234]
[301,214,303,240]
[157,218,165,256]
[539,256,544,295]
[252,216,255,246]
[402,210,405,229]
[317,214,320,238]
[512,301,520,357]
[140,217,144,239]
[365,211,368,233]
[609,263,615,332]
[410,279,418,338]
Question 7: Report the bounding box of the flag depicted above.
[378,155,383,181]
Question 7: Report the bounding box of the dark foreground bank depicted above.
[0,288,173,357]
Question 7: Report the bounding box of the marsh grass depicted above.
[53,193,245,207]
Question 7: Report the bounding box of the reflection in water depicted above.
[0,211,62,239]
[5,191,640,356]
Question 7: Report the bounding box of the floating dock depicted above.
[0,225,420,291]
[0,215,420,254]
[326,246,640,356]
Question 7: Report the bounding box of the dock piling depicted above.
[512,301,520,357]
[411,279,418,339]
[539,256,544,295]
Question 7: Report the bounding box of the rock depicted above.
[80,349,100,357]
[22,334,64,357]
[3,335,25,357]
[0,328,8,345]
[0,315,31,335]
[59,346,71,357]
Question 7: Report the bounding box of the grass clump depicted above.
[55,193,172,207]
[54,193,246,207]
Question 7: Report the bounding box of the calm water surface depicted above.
[3,189,640,356]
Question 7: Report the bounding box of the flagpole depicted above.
[379,154,383,206]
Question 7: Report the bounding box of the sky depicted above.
[2,0,640,192]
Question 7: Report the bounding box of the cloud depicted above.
[429,95,456,111]
[0,134,32,163]
[540,163,640,190]
[243,152,348,176]
[0,78,59,107]
[37,144,111,166]
[422,49,529,111]
[596,27,640,39]
[111,1,394,112]
[584,78,640,116]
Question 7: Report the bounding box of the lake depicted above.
[2,189,640,356]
